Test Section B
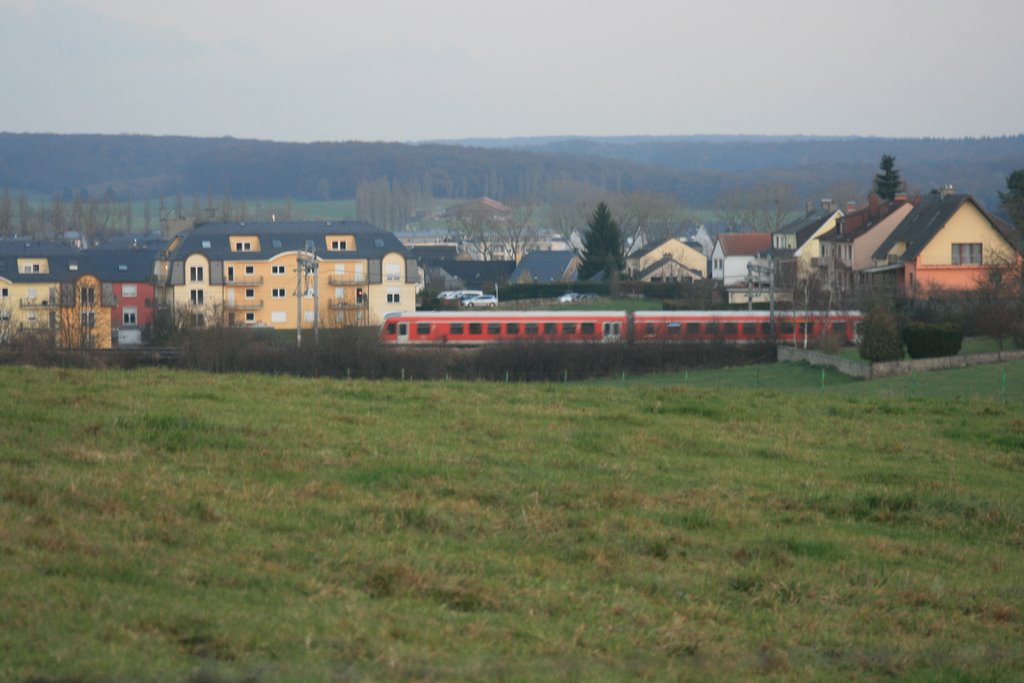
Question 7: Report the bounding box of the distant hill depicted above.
[1,132,1022,213]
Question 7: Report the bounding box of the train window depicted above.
[760,323,771,336]
[686,322,701,334]
[831,322,847,334]
[506,323,520,334]
[705,323,719,335]
[487,323,501,335]
[799,323,809,334]
[416,323,430,335]
[469,323,483,335]
[742,323,756,336]
[645,323,656,335]
[386,323,396,335]
[562,322,577,334]
[779,322,794,334]
[450,323,464,334]
[543,322,557,335]
[525,323,539,335]
[581,322,595,335]
[668,323,682,335]
[724,323,737,335]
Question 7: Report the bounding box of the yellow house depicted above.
[156,221,419,329]
[772,204,843,277]
[626,237,708,282]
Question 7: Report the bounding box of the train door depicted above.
[397,321,409,343]
[602,321,621,341]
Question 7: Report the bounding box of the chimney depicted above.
[820,198,834,213]
[846,200,857,214]
[805,200,815,216]
[939,184,955,199]
[894,192,908,204]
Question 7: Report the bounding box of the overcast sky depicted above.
[1,0,1022,143]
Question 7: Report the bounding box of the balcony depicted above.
[19,299,51,309]
[328,298,368,310]
[225,276,264,286]
[224,299,264,311]
[328,275,368,286]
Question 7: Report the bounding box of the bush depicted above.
[902,322,963,359]
[858,305,904,362]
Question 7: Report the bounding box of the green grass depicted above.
[2,365,1023,681]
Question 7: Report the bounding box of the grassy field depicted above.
[2,365,1023,682]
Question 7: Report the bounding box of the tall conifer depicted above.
[578,202,625,281]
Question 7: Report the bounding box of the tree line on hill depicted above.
[2,133,1022,219]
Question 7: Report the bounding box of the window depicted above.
[831,322,847,335]
[686,322,701,334]
[68,262,78,271]
[525,323,538,335]
[271,240,282,249]
[272,265,286,275]
[271,311,286,323]
[245,265,255,275]
[80,287,96,306]
[189,266,204,282]
[668,323,682,336]
[581,322,595,335]
[416,323,431,335]
[245,312,255,322]
[201,240,212,249]
[724,323,738,335]
[779,322,794,334]
[645,323,656,335]
[235,241,252,252]
[385,264,401,281]
[742,323,756,336]
[543,322,557,335]
[122,284,137,298]
[386,323,396,335]
[562,322,577,334]
[80,311,95,328]
[0,287,8,298]
[272,288,286,298]
[190,289,204,305]
[450,322,464,335]
[331,240,347,251]
[506,323,520,334]
[705,323,719,335]
[245,289,255,299]
[469,323,482,335]
[951,243,982,265]
[123,307,137,325]
[193,313,205,327]
[386,289,400,304]
[487,323,501,335]
[760,323,771,336]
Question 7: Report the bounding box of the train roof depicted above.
[384,309,862,322]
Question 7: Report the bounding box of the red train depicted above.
[380,310,862,346]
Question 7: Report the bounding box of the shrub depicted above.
[858,305,904,362]
[902,322,963,359]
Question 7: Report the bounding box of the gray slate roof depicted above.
[167,221,410,261]
[0,250,156,285]
[871,193,1022,262]
[510,250,577,283]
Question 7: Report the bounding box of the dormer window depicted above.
[235,241,252,252]
[68,262,79,271]
[201,240,212,249]
[331,240,347,251]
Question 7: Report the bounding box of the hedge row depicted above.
[902,322,964,359]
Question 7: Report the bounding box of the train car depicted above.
[632,310,861,345]
[380,309,862,346]
[379,310,628,345]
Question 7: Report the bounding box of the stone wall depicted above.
[777,346,1024,380]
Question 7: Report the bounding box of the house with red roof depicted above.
[710,233,772,285]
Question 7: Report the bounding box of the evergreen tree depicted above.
[858,304,904,362]
[577,202,625,281]
[999,169,1024,231]
[873,155,902,200]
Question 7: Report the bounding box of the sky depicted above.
[1,0,1022,143]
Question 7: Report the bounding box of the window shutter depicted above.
[101,283,116,306]
[368,259,382,284]
[171,262,185,285]
[209,261,223,285]
[406,258,420,284]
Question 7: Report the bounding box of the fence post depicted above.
[820,367,825,394]
[1001,369,1007,402]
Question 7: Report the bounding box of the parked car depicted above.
[461,294,498,308]
[557,292,580,303]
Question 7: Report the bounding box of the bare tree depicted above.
[0,187,11,238]
[448,200,503,261]
[610,191,679,250]
[544,179,603,252]
[17,191,32,236]
[969,253,1024,350]
[495,198,539,263]
[144,199,152,231]
[50,193,67,237]
[716,183,798,232]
